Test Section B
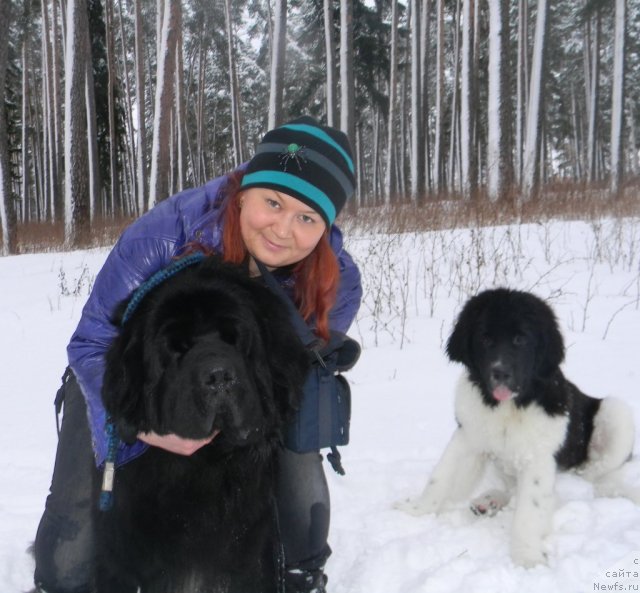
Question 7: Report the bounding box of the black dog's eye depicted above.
[169,335,192,354]
[513,334,527,346]
[218,322,238,345]
[481,335,494,347]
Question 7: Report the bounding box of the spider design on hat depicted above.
[280,143,308,171]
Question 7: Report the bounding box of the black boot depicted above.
[284,565,328,593]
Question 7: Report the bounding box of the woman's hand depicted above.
[137,430,220,456]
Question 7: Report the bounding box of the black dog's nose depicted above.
[206,367,237,390]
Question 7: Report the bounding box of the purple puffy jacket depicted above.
[67,170,363,467]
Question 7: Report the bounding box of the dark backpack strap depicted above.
[256,260,353,476]
[54,367,74,437]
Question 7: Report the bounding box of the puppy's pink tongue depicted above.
[493,386,513,401]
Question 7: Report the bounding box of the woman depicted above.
[33,116,362,593]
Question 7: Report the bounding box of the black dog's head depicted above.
[446,288,565,407]
[103,256,309,448]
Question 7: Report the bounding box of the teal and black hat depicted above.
[240,116,356,227]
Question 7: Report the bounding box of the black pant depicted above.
[34,371,331,592]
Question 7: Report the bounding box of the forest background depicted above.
[0,0,638,255]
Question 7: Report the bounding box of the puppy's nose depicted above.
[491,365,511,384]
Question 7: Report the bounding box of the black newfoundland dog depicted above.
[94,255,309,592]
[397,288,638,567]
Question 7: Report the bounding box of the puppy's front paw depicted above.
[470,489,510,516]
[511,540,547,568]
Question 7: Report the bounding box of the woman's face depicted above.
[239,187,326,275]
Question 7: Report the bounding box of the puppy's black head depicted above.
[446,288,565,406]
[103,257,309,447]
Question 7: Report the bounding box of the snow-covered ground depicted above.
[1,217,640,592]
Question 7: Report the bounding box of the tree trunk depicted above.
[269,0,287,129]
[420,0,431,192]
[105,0,121,216]
[460,0,475,198]
[52,0,63,214]
[0,0,17,254]
[384,0,399,203]
[586,9,600,182]
[21,16,31,224]
[116,0,137,216]
[174,7,185,193]
[149,0,180,206]
[224,0,244,166]
[487,0,506,202]
[609,0,626,197]
[134,0,148,213]
[85,36,101,224]
[410,0,424,200]
[628,99,639,175]
[64,0,92,247]
[340,0,355,153]
[515,0,527,184]
[324,0,337,127]
[434,0,444,190]
[447,0,461,191]
[521,0,548,200]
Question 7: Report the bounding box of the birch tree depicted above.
[269,0,286,129]
[149,0,180,207]
[515,0,528,183]
[224,0,244,167]
[42,0,61,221]
[609,0,626,197]
[384,0,399,202]
[420,0,431,190]
[105,0,121,215]
[174,16,185,194]
[433,0,445,190]
[134,0,147,213]
[585,7,601,182]
[340,0,355,153]
[84,18,100,224]
[410,0,424,200]
[486,0,511,202]
[522,0,548,199]
[460,0,475,198]
[324,0,337,127]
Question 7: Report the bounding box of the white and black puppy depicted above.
[397,288,638,567]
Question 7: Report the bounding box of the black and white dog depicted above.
[397,288,638,567]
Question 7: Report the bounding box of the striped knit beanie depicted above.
[240,116,356,227]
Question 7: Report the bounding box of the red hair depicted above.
[219,171,339,342]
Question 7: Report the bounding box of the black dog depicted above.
[397,288,638,567]
[94,256,309,592]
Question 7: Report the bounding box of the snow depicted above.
[2,217,640,592]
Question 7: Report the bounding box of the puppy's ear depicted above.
[534,299,565,375]
[102,323,147,444]
[446,293,487,365]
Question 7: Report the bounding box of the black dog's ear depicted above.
[253,304,310,420]
[446,292,488,365]
[102,322,148,444]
